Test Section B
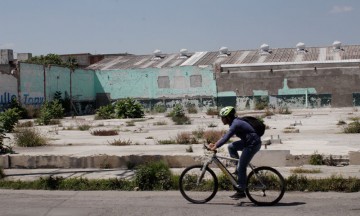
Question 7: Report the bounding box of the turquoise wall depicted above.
[46,65,70,100]
[19,63,95,105]
[19,63,45,105]
[94,66,217,99]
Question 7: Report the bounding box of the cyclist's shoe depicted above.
[229,191,246,200]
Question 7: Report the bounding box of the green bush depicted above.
[0,123,14,155]
[309,151,324,165]
[169,104,191,125]
[9,98,27,119]
[37,101,64,125]
[0,108,21,132]
[95,104,114,120]
[114,98,144,119]
[14,128,47,147]
[134,161,172,190]
[344,120,360,133]
[153,104,167,113]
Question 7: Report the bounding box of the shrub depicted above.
[37,101,64,125]
[153,104,167,113]
[0,108,21,132]
[343,120,360,133]
[208,123,217,128]
[9,98,27,119]
[309,151,324,165]
[254,96,269,110]
[185,145,193,153]
[95,104,114,120]
[91,129,118,136]
[114,98,144,119]
[337,120,346,125]
[134,161,172,190]
[14,128,47,147]
[126,121,135,126]
[0,124,14,154]
[24,105,40,119]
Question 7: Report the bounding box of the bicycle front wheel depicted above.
[179,165,218,204]
[246,166,286,206]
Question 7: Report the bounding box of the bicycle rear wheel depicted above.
[179,165,218,204]
[246,166,286,206]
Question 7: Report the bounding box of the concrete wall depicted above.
[19,63,95,106]
[217,64,360,108]
[94,66,217,108]
[0,72,17,110]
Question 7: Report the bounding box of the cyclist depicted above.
[209,106,262,199]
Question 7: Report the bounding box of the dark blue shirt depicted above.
[216,118,257,148]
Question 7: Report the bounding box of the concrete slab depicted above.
[2,107,360,168]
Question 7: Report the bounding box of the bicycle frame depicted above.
[199,151,266,190]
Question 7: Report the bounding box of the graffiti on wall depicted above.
[22,93,45,105]
[0,92,45,106]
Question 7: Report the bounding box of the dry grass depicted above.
[91,129,119,136]
[175,132,199,144]
[108,139,132,146]
[203,129,226,144]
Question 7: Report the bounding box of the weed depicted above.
[114,98,145,119]
[157,139,176,144]
[185,145,193,153]
[187,105,198,114]
[348,116,360,121]
[175,132,199,144]
[37,100,64,125]
[309,151,324,165]
[153,104,167,113]
[48,119,61,125]
[126,121,135,126]
[78,124,91,131]
[192,127,205,139]
[153,120,167,126]
[0,168,4,179]
[24,105,40,119]
[17,121,34,128]
[290,168,322,174]
[203,129,226,144]
[14,128,47,147]
[145,136,154,139]
[337,120,346,125]
[278,106,292,114]
[343,120,360,133]
[206,108,218,116]
[172,115,191,125]
[108,138,132,146]
[207,123,217,128]
[264,107,275,116]
[91,129,119,136]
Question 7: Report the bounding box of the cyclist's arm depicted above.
[215,126,236,148]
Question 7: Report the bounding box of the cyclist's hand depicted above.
[209,143,217,151]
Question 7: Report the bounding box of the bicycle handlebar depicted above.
[203,143,217,153]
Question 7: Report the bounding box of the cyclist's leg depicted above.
[227,140,244,159]
[237,138,262,190]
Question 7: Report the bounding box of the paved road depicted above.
[0,190,359,216]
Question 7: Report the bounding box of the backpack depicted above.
[240,116,266,137]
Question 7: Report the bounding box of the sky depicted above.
[1,0,360,57]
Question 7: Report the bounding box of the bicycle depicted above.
[179,144,286,206]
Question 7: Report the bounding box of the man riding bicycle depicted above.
[209,106,262,199]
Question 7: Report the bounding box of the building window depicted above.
[158,76,170,88]
[190,75,202,87]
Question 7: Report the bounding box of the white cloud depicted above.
[0,43,15,49]
[330,5,353,14]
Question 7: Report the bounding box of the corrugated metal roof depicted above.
[86,45,360,70]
